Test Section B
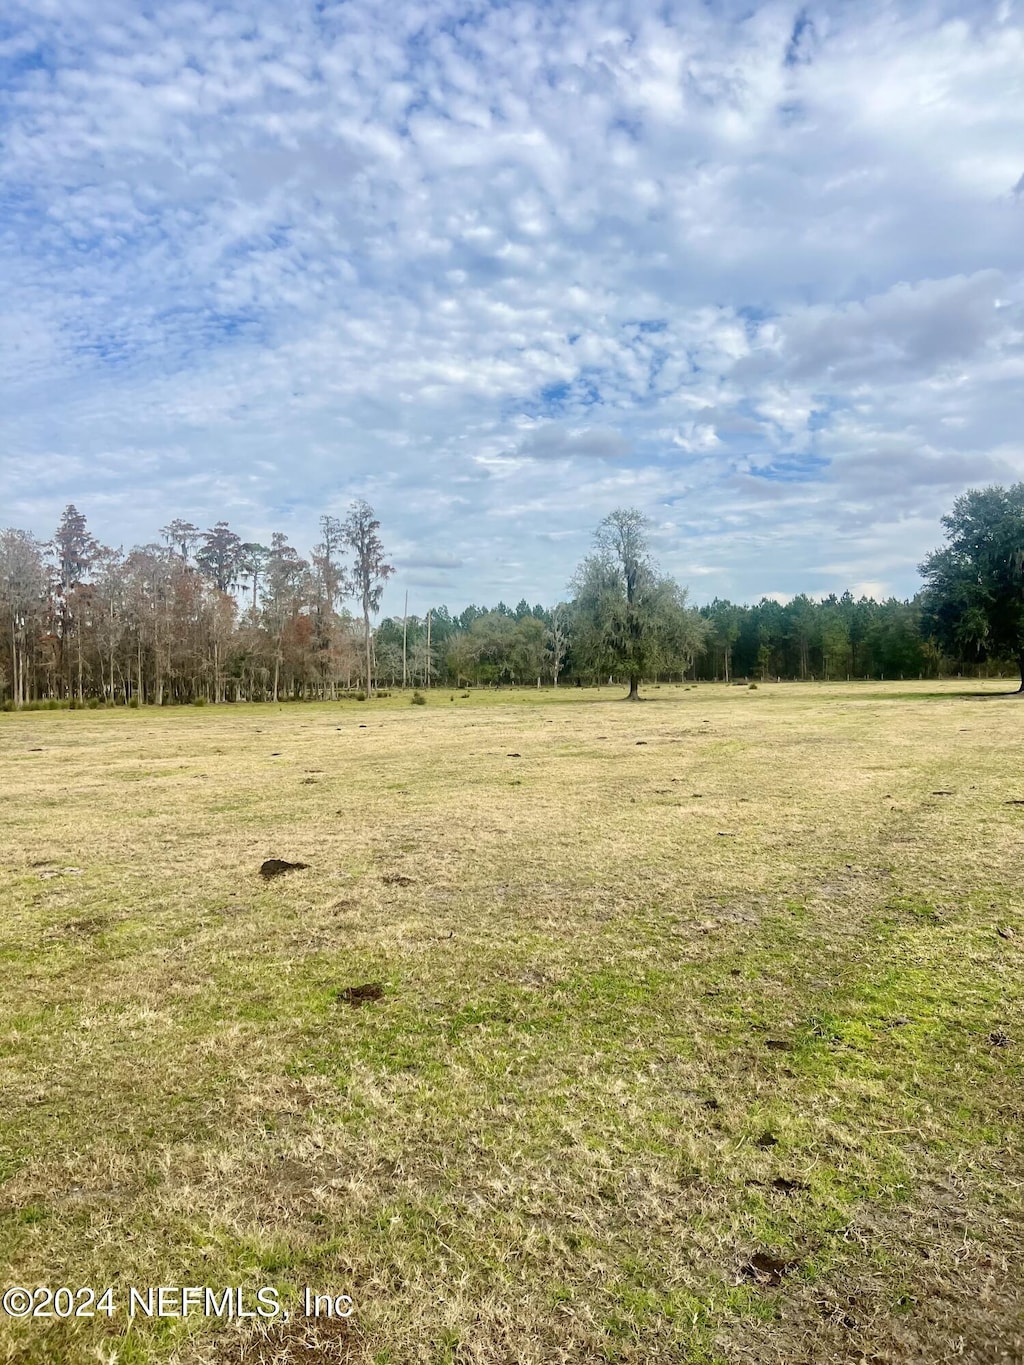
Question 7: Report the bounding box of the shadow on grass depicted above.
[920,688,1024,702]
[800,688,1023,702]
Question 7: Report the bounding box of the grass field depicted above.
[1,681,1021,1365]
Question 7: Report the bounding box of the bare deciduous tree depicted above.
[311,515,348,698]
[159,520,200,566]
[546,604,570,686]
[239,542,271,614]
[0,529,47,706]
[262,533,308,702]
[196,522,243,593]
[342,500,393,693]
[51,505,100,700]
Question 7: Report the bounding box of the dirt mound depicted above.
[259,859,310,879]
[336,982,384,1006]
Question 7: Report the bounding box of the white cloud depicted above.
[516,426,632,461]
[1,0,1023,612]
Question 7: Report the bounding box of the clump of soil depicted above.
[216,1311,353,1363]
[771,1177,808,1195]
[259,859,310,879]
[336,982,384,1006]
[740,1251,801,1286]
[382,873,414,886]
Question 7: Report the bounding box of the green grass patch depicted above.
[0,682,1021,1362]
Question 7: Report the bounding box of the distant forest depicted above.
[0,503,1010,707]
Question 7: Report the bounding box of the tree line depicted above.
[0,501,391,707]
[1,491,1022,707]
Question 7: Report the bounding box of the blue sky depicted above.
[2,0,1023,615]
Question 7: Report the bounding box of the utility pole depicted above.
[425,609,431,688]
[402,590,408,690]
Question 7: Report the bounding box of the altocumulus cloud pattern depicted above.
[1,0,1023,610]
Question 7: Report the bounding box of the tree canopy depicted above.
[342,499,394,696]
[570,508,707,700]
[919,484,1024,691]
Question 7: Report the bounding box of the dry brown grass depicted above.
[0,681,1022,1364]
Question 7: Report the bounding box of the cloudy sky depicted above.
[2,0,1022,615]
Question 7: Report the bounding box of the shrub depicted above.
[749,683,758,690]
[129,698,140,709]
[87,697,101,709]
[411,690,427,705]
[354,690,367,702]
[193,696,207,707]
[48,699,60,710]
[1,700,14,712]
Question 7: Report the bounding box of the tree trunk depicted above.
[364,607,371,694]
[625,674,641,701]
[1017,653,1024,693]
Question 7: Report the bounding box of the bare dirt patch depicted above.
[335,982,385,1006]
[213,1313,356,1364]
[259,859,310,878]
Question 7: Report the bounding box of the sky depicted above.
[1,0,1023,617]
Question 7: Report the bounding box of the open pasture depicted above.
[0,682,1021,1364]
